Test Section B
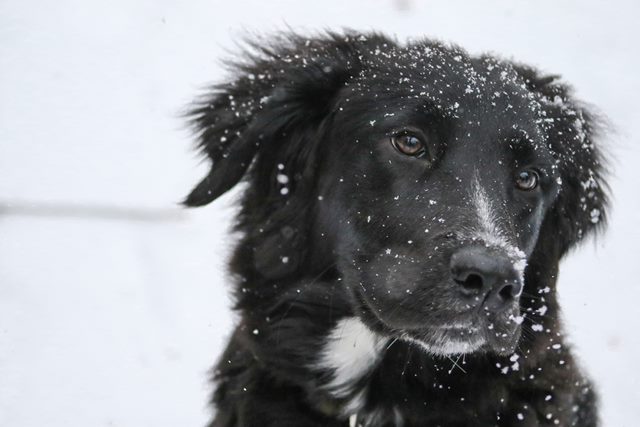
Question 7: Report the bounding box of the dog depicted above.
[184,31,608,427]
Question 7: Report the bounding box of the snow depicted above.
[1,0,639,426]
[276,173,289,184]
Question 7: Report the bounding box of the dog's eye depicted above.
[390,132,427,157]
[515,169,540,191]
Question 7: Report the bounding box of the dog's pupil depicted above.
[517,170,538,190]
[404,136,418,147]
[400,135,422,153]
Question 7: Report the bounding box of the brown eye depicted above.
[515,169,540,191]
[391,132,427,157]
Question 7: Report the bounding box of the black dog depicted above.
[185,31,607,427]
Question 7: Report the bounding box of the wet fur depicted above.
[185,31,607,427]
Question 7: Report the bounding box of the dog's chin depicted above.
[399,325,521,356]
[400,327,487,355]
[353,287,521,356]
[357,304,522,356]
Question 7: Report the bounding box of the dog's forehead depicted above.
[348,44,549,152]
[356,44,540,120]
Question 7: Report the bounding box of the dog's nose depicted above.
[450,246,523,311]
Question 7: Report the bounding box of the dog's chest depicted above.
[316,317,386,398]
[314,317,399,424]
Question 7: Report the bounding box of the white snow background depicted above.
[1,0,639,426]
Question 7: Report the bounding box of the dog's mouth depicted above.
[399,321,520,356]
[353,287,521,356]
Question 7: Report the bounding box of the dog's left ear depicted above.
[184,32,392,278]
[184,32,381,207]
[514,65,609,257]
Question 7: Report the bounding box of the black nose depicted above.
[450,246,523,311]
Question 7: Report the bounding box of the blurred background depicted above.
[1,0,638,426]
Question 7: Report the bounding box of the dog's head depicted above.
[185,32,607,356]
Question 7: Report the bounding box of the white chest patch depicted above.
[316,317,387,402]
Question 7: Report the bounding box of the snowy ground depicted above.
[1,1,639,426]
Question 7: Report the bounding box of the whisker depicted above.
[401,343,414,377]
[386,337,400,350]
[447,354,467,374]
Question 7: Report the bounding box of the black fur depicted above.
[185,31,607,427]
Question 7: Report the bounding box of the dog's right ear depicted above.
[511,64,609,257]
[183,32,383,207]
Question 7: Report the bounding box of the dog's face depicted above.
[185,34,606,358]
[315,54,563,355]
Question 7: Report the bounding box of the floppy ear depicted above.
[514,65,609,257]
[184,32,379,207]
[184,32,395,279]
